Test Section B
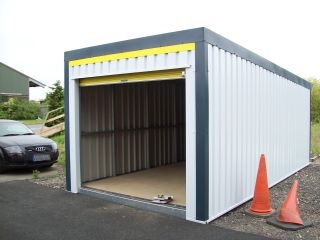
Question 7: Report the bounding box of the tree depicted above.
[45,80,64,126]
[45,80,64,111]
[308,77,320,124]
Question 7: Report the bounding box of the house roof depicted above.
[0,62,46,88]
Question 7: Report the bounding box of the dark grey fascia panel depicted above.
[195,41,209,221]
[203,28,311,89]
[64,28,205,61]
[65,27,310,89]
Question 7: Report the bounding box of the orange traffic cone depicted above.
[246,154,274,216]
[277,180,303,225]
[267,180,312,230]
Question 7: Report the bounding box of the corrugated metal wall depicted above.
[207,44,310,220]
[80,86,115,180]
[69,51,194,80]
[80,80,185,182]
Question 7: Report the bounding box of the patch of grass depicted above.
[55,170,65,178]
[50,132,65,165]
[311,123,320,156]
[32,169,40,179]
[20,119,44,125]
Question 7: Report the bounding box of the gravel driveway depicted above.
[212,163,320,240]
[30,163,320,239]
[0,165,59,183]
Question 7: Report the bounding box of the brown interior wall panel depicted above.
[80,80,186,183]
[114,83,150,175]
[148,81,177,167]
[176,81,186,162]
[80,86,115,182]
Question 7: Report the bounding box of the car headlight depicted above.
[51,142,58,151]
[4,146,23,154]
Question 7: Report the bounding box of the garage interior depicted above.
[80,79,186,206]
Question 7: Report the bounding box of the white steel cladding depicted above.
[69,50,195,80]
[208,44,310,220]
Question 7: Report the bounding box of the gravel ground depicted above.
[30,162,319,239]
[30,164,66,190]
[212,163,320,240]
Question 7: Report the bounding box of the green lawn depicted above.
[50,133,65,165]
[311,123,320,156]
[20,119,44,125]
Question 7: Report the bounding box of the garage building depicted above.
[64,27,311,223]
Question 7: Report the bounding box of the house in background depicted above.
[0,62,45,102]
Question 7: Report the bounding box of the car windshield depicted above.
[0,122,34,137]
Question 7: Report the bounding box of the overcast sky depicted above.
[0,0,319,100]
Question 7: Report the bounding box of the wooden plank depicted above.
[39,106,65,135]
[45,114,65,124]
[46,106,64,115]
[40,123,65,137]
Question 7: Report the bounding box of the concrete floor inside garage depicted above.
[83,162,186,206]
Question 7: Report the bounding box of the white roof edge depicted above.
[0,62,46,88]
[29,78,46,88]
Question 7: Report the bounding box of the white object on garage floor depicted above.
[152,195,173,204]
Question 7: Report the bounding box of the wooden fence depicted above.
[39,107,65,137]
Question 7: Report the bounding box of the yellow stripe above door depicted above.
[79,68,184,87]
[69,43,195,67]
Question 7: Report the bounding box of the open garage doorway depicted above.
[79,79,186,207]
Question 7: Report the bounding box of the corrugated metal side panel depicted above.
[113,83,150,174]
[80,86,115,182]
[147,81,186,167]
[69,50,194,80]
[208,44,310,220]
[80,80,185,182]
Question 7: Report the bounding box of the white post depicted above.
[185,67,197,221]
[69,78,81,193]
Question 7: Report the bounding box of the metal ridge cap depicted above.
[64,28,205,61]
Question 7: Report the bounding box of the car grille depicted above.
[25,145,52,153]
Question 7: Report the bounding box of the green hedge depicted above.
[311,79,320,123]
[0,98,40,120]
[311,123,320,156]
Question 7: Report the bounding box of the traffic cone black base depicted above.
[267,215,313,231]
